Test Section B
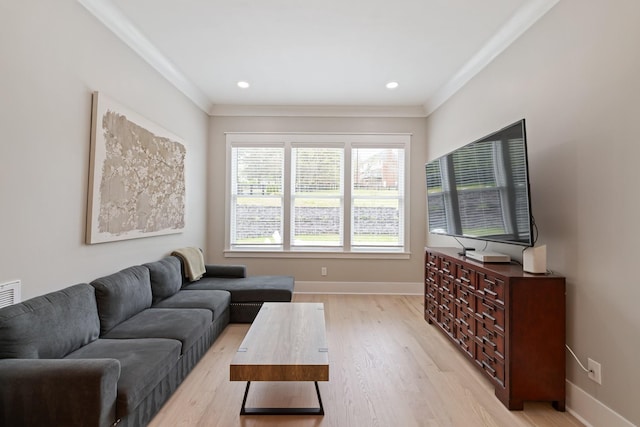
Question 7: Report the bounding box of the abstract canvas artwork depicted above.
[86,92,186,244]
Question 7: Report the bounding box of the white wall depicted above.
[0,0,209,300]
[425,1,640,424]
[208,116,426,289]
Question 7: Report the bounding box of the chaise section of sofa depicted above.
[171,255,295,322]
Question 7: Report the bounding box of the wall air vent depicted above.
[0,280,21,309]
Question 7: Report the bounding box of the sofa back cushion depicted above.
[91,265,152,335]
[0,283,100,359]
[144,257,182,304]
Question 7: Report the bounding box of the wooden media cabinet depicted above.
[424,247,566,411]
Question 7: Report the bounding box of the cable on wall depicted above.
[566,344,592,373]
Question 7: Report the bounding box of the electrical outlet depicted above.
[588,358,602,384]
[321,267,327,276]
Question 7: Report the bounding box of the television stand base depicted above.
[465,251,511,263]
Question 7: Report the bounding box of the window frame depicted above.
[225,133,411,259]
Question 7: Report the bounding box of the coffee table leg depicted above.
[240,381,325,415]
[240,381,252,415]
[314,381,325,415]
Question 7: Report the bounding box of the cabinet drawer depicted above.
[476,320,505,359]
[439,312,455,336]
[456,304,475,337]
[476,297,505,333]
[476,343,505,386]
[455,323,475,358]
[456,285,475,312]
[426,252,439,269]
[440,291,455,316]
[426,281,438,299]
[426,298,438,320]
[478,272,505,304]
[455,263,476,290]
[426,268,438,286]
[440,274,455,294]
[440,257,455,277]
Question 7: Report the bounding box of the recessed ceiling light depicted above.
[237,81,250,89]
[386,81,399,90]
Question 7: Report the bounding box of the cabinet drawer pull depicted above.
[482,361,497,376]
[482,350,496,365]
[482,336,497,348]
[482,312,496,322]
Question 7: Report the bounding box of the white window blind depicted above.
[230,146,284,247]
[292,147,344,247]
[352,147,404,248]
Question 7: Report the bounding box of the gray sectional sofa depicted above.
[0,255,294,427]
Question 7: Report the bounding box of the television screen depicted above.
[425,119,533,246]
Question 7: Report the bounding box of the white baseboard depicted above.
[566,380,636,427]
[294,280,422,295]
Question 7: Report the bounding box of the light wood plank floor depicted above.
[148,294,583,427]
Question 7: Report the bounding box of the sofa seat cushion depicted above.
[101,308,211,354]
[0,283,100,359]
[144,257,183,304]
[184,275,294,303]
[65,338,180,418]
[152,290,230,321]
[91,266,153,335]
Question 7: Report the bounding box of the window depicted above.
[230,146,283,248]
[352,147,405,248]
[292,146,344,247]
[226,133,410,255]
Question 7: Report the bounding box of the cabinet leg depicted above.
[496,389,523,411]
[507,399,524,411]
[552,400,566,412]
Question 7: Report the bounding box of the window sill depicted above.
[223,250,411,260]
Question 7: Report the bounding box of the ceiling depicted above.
[79,0,558,116]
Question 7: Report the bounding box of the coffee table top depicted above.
[230,302,329,382]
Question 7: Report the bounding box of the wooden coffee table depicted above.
[230,302,329,415]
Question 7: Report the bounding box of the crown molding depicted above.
[78,0,213,113]
[79,0,557,118]
[209,104,427,117]
[424,0,560,116]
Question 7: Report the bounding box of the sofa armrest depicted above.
[0,358,120,427]
[204,264,247,278]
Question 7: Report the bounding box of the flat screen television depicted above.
[425,119,533,247]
